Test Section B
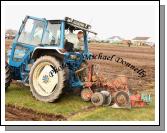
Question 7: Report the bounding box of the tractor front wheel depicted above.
[29,56,66,102]
[5,62,11,90]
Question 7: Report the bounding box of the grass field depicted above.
[6,84,155,121]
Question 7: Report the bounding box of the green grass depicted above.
[6,84,92,116]
[69,105,154,121]
[6,84,155,121]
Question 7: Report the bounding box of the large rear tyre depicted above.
[29,56,66,102]
[5,62,11,90]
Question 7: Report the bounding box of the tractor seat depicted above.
[64,41,74,52]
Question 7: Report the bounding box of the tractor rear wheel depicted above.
[5,62,11,90]
[29,56,66,102]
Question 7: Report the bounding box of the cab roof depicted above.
[48,17,97,35]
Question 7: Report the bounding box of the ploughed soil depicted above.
[89,43,155,93]
[5,104,96,121]
[6,104,67,121]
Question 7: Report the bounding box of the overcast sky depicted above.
[5,2,158,42]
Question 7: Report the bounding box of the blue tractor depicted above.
[6,16,97,102]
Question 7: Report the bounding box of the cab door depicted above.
[9,16,47,68]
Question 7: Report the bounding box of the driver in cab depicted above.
[65,28,84,52]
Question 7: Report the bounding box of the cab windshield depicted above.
[18,19,45,45]
[42,22,61,45]
[18,19,61,46]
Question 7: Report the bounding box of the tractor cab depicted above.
[14,16,96,47]
[8,16,96,67]
[6,15,97,102]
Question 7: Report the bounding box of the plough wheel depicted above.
[101,91,112,106]
[91,92,105,106]
[114,91,130,107]
[81,88,93,101]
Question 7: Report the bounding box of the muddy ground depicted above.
[6,104,97,121]
[6,104,67,121]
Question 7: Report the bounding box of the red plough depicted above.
[80,63,151,108]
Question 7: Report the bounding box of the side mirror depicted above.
[22,19,26,24]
